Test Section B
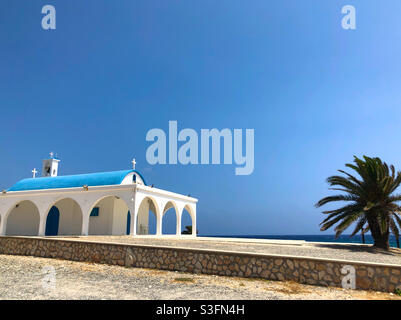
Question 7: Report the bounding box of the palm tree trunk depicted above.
[373,234,390,250]
[368,217,390,250]
[361,231,365,244]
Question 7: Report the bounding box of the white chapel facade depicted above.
[0,154,197,237]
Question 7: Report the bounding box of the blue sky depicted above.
[1,1,401,235]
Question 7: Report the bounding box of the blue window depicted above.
[90,207,99,217]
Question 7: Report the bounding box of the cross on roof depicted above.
[32,168,38,178]
[132,158,136,170]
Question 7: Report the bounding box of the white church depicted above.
[0,154,197,237]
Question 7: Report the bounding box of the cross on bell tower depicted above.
[132,158,136,170]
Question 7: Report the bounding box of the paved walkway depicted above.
[0,254,398,300]
[57,236,401,266]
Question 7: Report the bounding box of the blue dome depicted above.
[8,170,147,192]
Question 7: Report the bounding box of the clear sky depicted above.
[1,1,401,235]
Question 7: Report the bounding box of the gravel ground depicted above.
[0,254,399,300]
[59,236,401,266]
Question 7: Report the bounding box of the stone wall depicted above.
[0,236,400,293]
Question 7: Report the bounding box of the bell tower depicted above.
[42,152,60,177]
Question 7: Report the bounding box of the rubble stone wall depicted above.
[0,236,400,293]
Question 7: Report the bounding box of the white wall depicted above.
[121,172,145,185]
[111,198,130,235]
[88,197,130,235]
[137,199,150,234]
[56,199,83,235]
[88,197,114,235]
[0,183,196,237]
[6,201,40,236]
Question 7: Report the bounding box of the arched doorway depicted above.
[6,200,40,236]
[45,198,83,236]
[88,196,130,235]
[162,201,178,235]
[137,197,158,235]
[181,205,195,235]
[45,206,60,236]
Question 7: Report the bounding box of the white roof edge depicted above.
[136,184,198,203]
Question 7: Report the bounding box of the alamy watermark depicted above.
[41,265,56,291]
[342,5,356,30]
[41,5,56,30]
[40,4,355,31]
[341,265,356,289]
[146,121,254,175]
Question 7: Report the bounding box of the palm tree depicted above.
[182,226,192,234]
[315,156,401,250]
[181,225,198,235]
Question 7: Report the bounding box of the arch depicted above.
[5,200,40,236]
[45,206,60,236]
[162,201,178,235]
[44,198,83,236]
[126,210,132,235]
[120,170,147,186]
[136,196,159,235]
[181,204,195,235]
[88,195,130,235]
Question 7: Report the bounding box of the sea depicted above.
[200,234,399,248]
